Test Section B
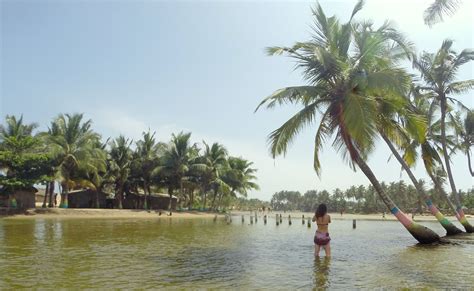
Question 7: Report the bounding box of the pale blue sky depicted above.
[1,0,473,201]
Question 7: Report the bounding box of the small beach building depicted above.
[67,189,110,208]
[123,192,178,210]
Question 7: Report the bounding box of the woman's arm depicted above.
[328,214,331,224]
[312,214,317,222]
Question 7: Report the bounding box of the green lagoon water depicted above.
[0,215,473,289]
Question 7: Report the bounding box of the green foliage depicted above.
[266,182,472,214]
[0,116,53,193]
[0,150,52,189]
[423,0,460,27]
[257,0,414,177]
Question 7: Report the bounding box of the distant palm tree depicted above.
[424,0,461,27]
[222,157,259,199]
[134,131,162,209]
[413,39,474,232]
[0,115,37,141]
[199,141,229,210]
[455,111,474,176]
[76,139,109,208]
[256,0,440,243]
[155,132,203,214]
[45,113,101,208]
[109,136,133,209]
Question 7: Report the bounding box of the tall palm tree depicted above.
[154,132,203,214]
[76,140,109,208]
[405,94,468,229]
[423,0,461,27]
[413,40,474,232]
[256,1,440,243]
[109,136,133,209]
[376,95,463,234]
[455,111,474,176]
[45,113,101,208]
[199,141,229,210]
[134,131,161,210]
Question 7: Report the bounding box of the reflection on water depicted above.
[0,216,473,289]
[313,257,331,289]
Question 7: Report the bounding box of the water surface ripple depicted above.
[0,216,472,289]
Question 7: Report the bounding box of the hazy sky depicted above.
[1,0,473,201]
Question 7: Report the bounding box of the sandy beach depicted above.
[2,208,472,223]
[2,208,224,220]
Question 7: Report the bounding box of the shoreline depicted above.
[1,208,472,223]
[1,208,225,220]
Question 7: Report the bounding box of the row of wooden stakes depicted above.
[220,213,357,229]
[235,213,312,227]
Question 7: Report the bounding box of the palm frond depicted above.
[268,101,320,158]
[255,86,328,112]
[424,0,460,27]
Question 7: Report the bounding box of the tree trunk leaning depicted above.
[355,155,440,244]
[467,150,474,177]
[440,99,474,233]
[382,135,462,235]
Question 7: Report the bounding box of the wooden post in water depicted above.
[353,219,356,229]
[264,215,267,224]
[276,214,279,226]
[279,214,282,224]
[242,215,244,223]
[288,215,292,225]
[307,219,311,228]
[302,215,305,225]
[255,211,258,223]
[250,215,254,224]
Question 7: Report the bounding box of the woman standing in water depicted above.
[312,204,331,257]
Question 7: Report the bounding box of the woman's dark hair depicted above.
[315,204,327,218]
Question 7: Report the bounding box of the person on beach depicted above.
[312,204,331,257]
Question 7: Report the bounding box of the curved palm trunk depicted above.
[426,165,474,233]
[211,189,218,210]
[168,187,174,215]
[202,190,207,210]
[143,181,148,210]
[381,135,463,235]
[354,155,440,244]
[116,184,123,209]
[42,183,50,208]
[188,188,194,209]
[440,99,473,232]
[217,192,225,211]
[467,150,474,177]
[59,182,68,208]
[95,190,100,208]
[48,182,55,208]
